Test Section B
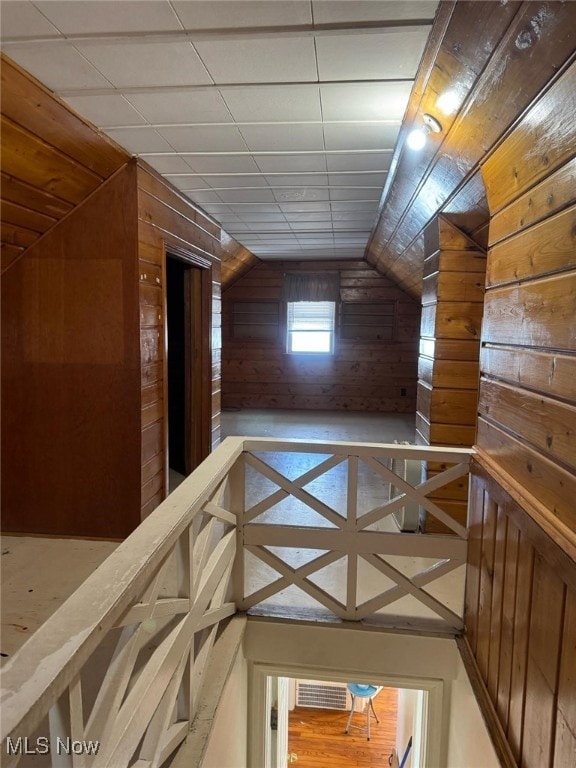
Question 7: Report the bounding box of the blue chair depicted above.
[344,683,381,740]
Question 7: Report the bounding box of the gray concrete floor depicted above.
[221,408,416,443]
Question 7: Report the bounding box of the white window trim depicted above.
[286,300,336,355]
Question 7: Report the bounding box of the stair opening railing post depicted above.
[228,453,246,610]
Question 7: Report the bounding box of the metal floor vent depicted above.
[296,682,348,710]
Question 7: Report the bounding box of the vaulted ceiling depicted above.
[0,0,438,265]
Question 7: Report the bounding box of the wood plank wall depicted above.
[1,166,143,538]
[365,1,576,298]
[220,230,261,290]
[465,465,576,768]
[417,216,486,533]
[222,259,420,412]
[136,163,223,517]
[464,60,576,768]
[477,59,576,550]
[0,54,128,273]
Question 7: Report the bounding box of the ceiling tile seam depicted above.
[98,120,402,129]
[52,79,415,98]
[0,21,434,47]
[138,149,394,156]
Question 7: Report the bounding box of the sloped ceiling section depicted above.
[0,0,439,267]
[0,54,130,272]
[368,0,576,297]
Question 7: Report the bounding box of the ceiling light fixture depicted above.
[406,113,443,151]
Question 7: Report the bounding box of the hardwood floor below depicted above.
[288,687,398,767]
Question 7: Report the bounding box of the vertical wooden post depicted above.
[416,216,486,533]
[228,453,246,609]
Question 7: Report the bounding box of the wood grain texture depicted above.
[481,63,576,214]
[1,54,128,272]
[488,156,576,247]
[366,1,576,297]
[222,260,419,413]
[288,688,398,768]
[521,555,566,768]
[136,161,222,515]
[464,464,576,768]
[1,166,141,538]
[417,218,485,533]
[487,204,576,287]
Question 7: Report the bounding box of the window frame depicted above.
[285,300,337,355]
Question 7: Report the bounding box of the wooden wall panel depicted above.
[417,216,485,533]
[464,466,575,768]
[221,259,419,413]
[136,163,222,516]
[1,54,128,273]
[477,59,576,547]
[366,2,576,297]
[1,166,141,538]
[464,58,576,768]
[220,230,261,290]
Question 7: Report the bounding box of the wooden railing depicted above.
[1,437,473,767]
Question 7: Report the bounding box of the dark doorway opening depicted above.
[165,253,211,490]
[167,257,188,476]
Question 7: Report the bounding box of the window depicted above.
[286,301,335,354]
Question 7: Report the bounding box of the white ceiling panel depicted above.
[290,221,333,231]
[332,211,379,221]
[326,153,393,172]
[104,127,174,154]
[183,156,262,174]
[77,42,212,88]
[283,212,333,222]
[199,204,233,215]
[219,85,321,123]
[330,201,380,211]
[316,28,431,81]
[323,124,400,151]
[320,82,411,121]
[144,157,199,175]
[63,94,147,126]
[246,221,290,232]
[4,44,111,90]
[225,223,252,233]
[187,190,223,204]
[0,1,61,38]
[172,1,312,30]
[34,1,183,35]
[194,37,317,84]
[329,188,381,201]
[328,173,387,187]
[312,1,438,24]
[201,175,270,189]
[273,188,330,203]
[156,125,248,153]
[239,124,324,152]
[236,213,288,223]
[217,188,276,203]
[226,203,283,214]
[125,90,233,124]
[265,174,329,187]
[255,155,327,173]
[0,0,435,264]
[279,202,331,213]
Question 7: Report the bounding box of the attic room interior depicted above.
[1,1,575,767]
